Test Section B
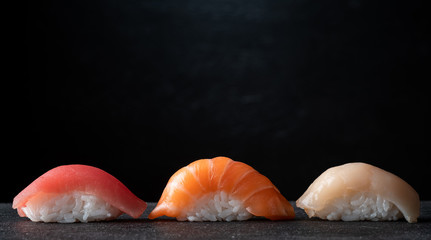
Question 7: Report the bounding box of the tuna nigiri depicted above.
[148,156,294,221]
[13,164,147,223]
[296,162,420,223]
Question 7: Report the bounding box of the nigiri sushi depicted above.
[148,156,294,221]
[296,162,420,223]
[13,164,147,223]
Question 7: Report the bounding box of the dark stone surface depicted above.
[1,202,430,239]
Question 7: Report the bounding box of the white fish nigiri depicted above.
[296,162,420,223]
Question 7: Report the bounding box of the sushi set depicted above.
[12,157,420,224]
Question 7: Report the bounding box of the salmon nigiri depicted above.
[13,164,147,223]
[148,156,294,221]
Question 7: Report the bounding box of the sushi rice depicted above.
[178,191,252,221]
[304,192,403,222]
[21,191,122,223]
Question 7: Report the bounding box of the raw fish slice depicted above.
[149,156,294,221]
[296,162,420,223]
[13,164,147,222]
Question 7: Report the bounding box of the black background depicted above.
[8,0,429,203]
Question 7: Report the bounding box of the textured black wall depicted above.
[10,0,429,202]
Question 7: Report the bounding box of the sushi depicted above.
[13,164,147,223]
[296,162,420,223]
[148,156,294,221]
